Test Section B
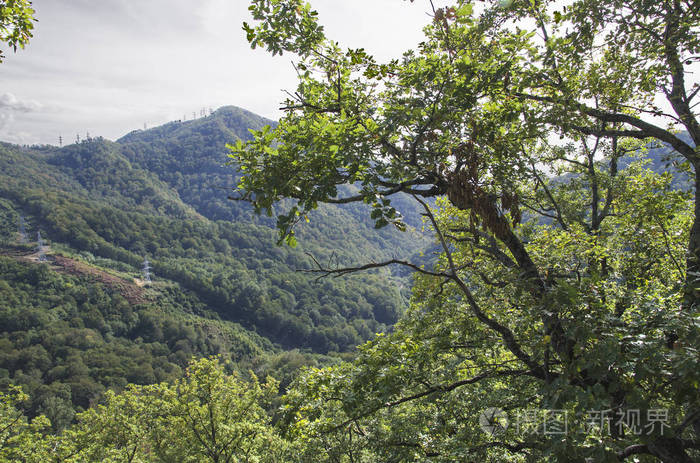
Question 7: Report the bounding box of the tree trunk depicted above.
[647,438,694,463]
[685,168,700,311]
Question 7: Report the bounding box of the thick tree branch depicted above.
[517,92,697,161]
[617,444,651,460]
[413,195,547,377]
[446,229,517,269]
[330,368,532,433]
[385,369,530,408]
[301,252,451,280]
[662,3,700,148]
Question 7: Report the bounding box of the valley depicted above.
[0,106,428,422]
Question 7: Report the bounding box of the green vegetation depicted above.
[0,109,416,355]
[0,0,35,62]
[0,106,424,424]
[0,358,293,462]
[2,0,699,461]
[227,0,700,461]
[0,255,275,430]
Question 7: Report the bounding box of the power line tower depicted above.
[18,216,27,244]
[37,231,47,262]
[58,135,63,147]
[142,257,152,285]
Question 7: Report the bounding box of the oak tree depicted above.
[231,0,699,461]
[0,0,36,62]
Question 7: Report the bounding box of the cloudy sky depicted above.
[0,0,443,145]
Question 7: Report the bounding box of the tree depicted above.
[0,358,294,462]
[31,358,291,462]
[0,385,52,462]
[0,0,36,62]
[230,0,699,461]
[152,357,288,463]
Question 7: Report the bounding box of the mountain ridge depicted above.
[0,105,425,353]
[0,104,428,423]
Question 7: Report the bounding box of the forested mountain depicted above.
[2,102,689,450]
[0,106,428,420]
[3,0,698,459]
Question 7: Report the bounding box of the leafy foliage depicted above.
[0,358,293,462]
[230,0,700,461]
[0,0,35,62]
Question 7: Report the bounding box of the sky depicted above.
[0,0,449,146]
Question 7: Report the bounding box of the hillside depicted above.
[0,106,428,420]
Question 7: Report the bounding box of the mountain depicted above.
[0,106,428,423]
[116,106,427,258]
[0,106,691,427]
[621,132,694,190]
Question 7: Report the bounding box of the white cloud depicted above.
[0,112,14,131]
[0,93,43,112]
[0,0,446,145]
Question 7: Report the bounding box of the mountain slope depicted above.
[116,106,429,262]
[0,106,431,354]
[0,105,432,422]
[0,104,437,422]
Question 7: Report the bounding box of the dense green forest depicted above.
[0,106,429,423]
[2,0,699,461]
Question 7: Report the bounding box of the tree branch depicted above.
[301,252,451,280]
[516,92,697,161]
[412,194,546,377]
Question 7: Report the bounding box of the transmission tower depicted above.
[142,257,152,284]
[58,135,63,147]
[37,231,47,262]
[18,216,27,244]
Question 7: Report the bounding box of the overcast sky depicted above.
[0,0,447,145]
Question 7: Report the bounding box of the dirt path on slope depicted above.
[1,247,147,305]
[51,255,148,305]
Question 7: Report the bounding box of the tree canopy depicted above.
[230,0,700,461]
[0,0,36,62]
[0,357,293,462]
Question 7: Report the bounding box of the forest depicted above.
[0,106,422,427]
[1,0,699,462]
